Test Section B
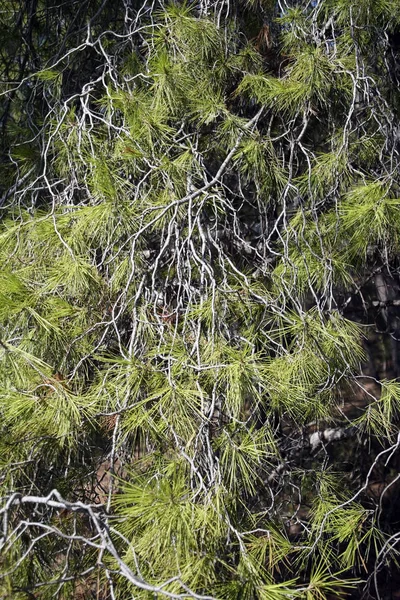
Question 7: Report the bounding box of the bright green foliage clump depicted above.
[1,0,400,598]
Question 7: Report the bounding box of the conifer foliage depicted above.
[1,0,400,598]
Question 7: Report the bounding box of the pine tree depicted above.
[1,1,400,598]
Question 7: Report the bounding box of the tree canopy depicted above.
[1,0,400,598]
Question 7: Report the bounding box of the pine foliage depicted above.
[1,0,400,598]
